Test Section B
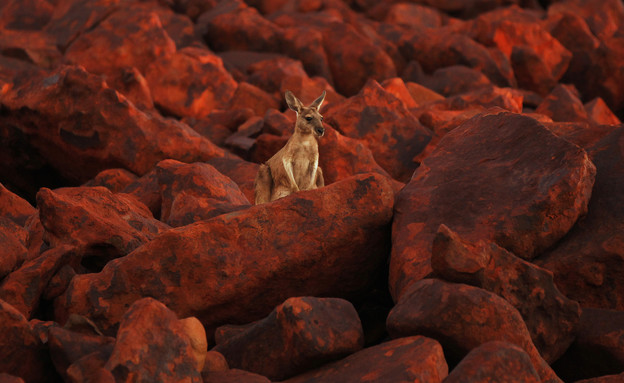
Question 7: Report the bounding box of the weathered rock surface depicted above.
[55,173,394,335]
[444,341,541,383]
[104,297,204,383]
[386,279,561,383]
[214,296,364,381]
[156,159,250,227]
[537,127,624,310]
[431,224,581,363]
[83,169,138,194]
[282,336,448,383]
[390,111,596,301]
[0,183,36,226]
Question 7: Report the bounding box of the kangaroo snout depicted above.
[315,126,325,136]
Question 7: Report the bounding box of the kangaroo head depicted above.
[285,90,326,137]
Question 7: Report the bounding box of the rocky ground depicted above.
[0,0,623,382]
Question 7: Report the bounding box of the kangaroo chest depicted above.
[290,141,318,187]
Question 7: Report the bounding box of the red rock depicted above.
[203,369,270,383]
[144,47,238,119]
[444,341,541,383]
[549,0,624,41]
[36,187,169,267]
[0,29,62,69]
[24,214,46,261]
[121,168,161,218]
[0,0,53,30]
[0,65,227,200]
[387,279,561,383]
[172,0,217,21]
[43,264,76,301]
[44,0,120,50]
[405,82,445,106]
[207,156,260,204]
[66,352,115,383]
[224,116,265,159]
[381,77,418,109]
[426,86,524,114]
[575,373,624,383]
[383,3,444,28]
[55,173,394,336]
[0,219,27,280]
[104,298,203,382]
[107,66,154,112]
[282,336,448,383]
[390,111,595,301]
[214,296,364,381]
[585,98,622,126]
[83,169,138,194]
[156,159,250,227]
[0,245,76,319]
[431,225,581,363]
[48,326,115,382]
[278,25,334,84]
[536,127,624,309]
[228,82,280,117]
[0,299,55,383]
[324,79,432,182]
[152,6,199,49]
[203,351,228,373]
[198,0,282,53]
[552,308,624,382]
[544,121,616,150]
[418,65,492,97]
[0,374,25,383]
[184,108,255,147]
[536,84,588,122]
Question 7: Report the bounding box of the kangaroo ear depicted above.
[285,91,303,113]
[310,90,326,110]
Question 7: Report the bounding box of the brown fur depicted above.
[254,90,326,204]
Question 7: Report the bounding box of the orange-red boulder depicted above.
[0,65,226,200]
[0,183,35,227]
[282,336,448,383]
[104,298,203,383]
[144,47,238,119]
[66,352,115,383]
[0,299,55,383]
[0,219,28,280]
[83,169,138,194]
[553,308,624,382]
[0,245,76,319]
[431,224,580,363]
[227,82,280,117]
[324,79,432,182]
[214,296,364,381]
[36,187,169,266]
[55,173,394,336]
[536,84,588,122]
[417,65,492,97]
[203,369,270,383]
[387,279,561,383]
[444,341,541,383]
[390,111,596,301]
[584,98,622,126]
[185,108,255,147]
[207,156,259,204]
[536,127,624,310]
[156,159,250,227]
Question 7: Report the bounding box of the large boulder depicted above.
[390,111,596,301]
[55,173,394,336]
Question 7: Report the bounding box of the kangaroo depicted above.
[254,90,326,204]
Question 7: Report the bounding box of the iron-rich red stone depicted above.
[66,352,115,383]
[184,108,255,147]
[214,296,364,381]
[324,79,432,182]
[387,279,561,383]
[575,374,624,383]
[0,219,27,280]
[0,0,53,30]
[155,159,250,227]
[48,326,115,382]
[104,298,203,383]
[536,84,589,122]
[203,351,228,373]
[0,183,35,227]
[0,299,55,383]
[536,127,624,310]
[444,341,541,383]
[203,369,270,383]
[121,168,161,218]
[431,224,580,363]
[282,336,448,383]
[227,82,280,117]
[83,169,138,194]
[390,111,596,301]
[144,47,238,119]
[36,187,169,267]
[207,157,259,204]
[552,308,624,382]
[418,65,492,97]
[0,65,226,200]
[55,173,394,336]
[584,98,621,126]
[0,245,76,319]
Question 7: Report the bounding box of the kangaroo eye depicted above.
[305,116,312,121]
[320,116,324,121]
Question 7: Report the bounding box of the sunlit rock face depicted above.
[0,0,623,382]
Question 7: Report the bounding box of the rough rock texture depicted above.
[55,173,394,335]
[390,111,596,301]
[537,127,624,310]
[444,341,541,383]
[324,79,432,182]
[83,169,138,193]
[431,224,581,363]
[0,218,28,280]
[0,183,36,226]
[36,186,169,268]
[156,159,250,227]
[214,296,364,381]
[282,336,448,383]
[0,65,226,201]
[387,279,561,383]
[104,298,204,383]
[553,308,624,382]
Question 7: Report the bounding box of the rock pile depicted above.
[1,0,623,382]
